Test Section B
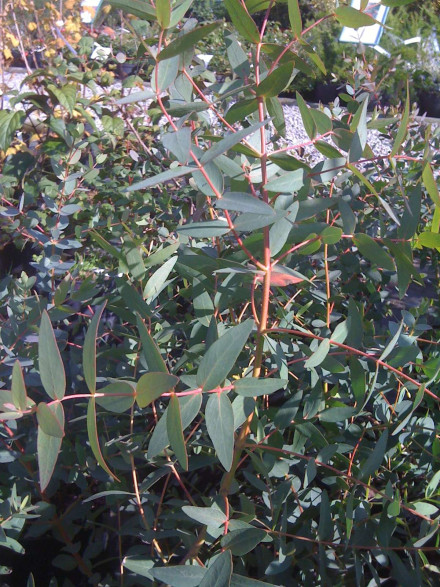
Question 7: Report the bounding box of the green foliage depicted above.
[1,0,440,585]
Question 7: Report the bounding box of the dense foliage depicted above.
[1,0,440,585]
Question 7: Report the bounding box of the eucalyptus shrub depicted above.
[1,0,440,585]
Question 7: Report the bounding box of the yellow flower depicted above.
[44,48,56,58]
[3,47,12,60]
[28,22,37,32]
[64,18,80,34]
[6,33,20,48]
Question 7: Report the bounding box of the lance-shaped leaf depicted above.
[12,360,28,411]
[157,22,219,60]
[264,168,306,194]
[106,0,156,19]
[126,166,194,192]
[169,0,194,27]
[36,402,65,438]
[149,566,205,586]
[288,0,302,36]
[256,63,294,98]
[353,234,395,271]
[305,339,330,370]
[87,397,120,481]
[382,0,416,7]
[148,392,202,459]
[224,0,260,43]
[200,120,267,165]
[225,99,259,124]
[162,127,192,164]
[117,89,156,105]
[167,393,188,470]
[199,550,232,587]
[234,378,287,397]
[296,92,316,139]
[39,311,66,400]
[83,302,107,395]
[390,84,410,157]
[334,6,376,28]
[156,0,171,28]
[197,319,254,391]
[360,430,389,479]
[177,220,231,238]
[221,528,267,555]
[205,392,235,471]
[143,256,177,302]
[136,373,179,408]
[38,426,62,492]
[422,163,440,208]
[153,55,180,92]
[216,192,274,215]
[136,314,168,373]
[182,506,227,528]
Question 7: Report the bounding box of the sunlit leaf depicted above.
[157,23,219,60]
[156,0,171,28]
[224,0,260,43]
[288,0,302,37]
[334,6,376,28]
[197,320,254,391]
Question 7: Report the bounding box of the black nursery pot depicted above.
[418,89,440,118]
[313,81,340,104]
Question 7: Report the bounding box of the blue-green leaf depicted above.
[167,393,188,470]
[39,311,66,400]
[233,378,287,397]
[36,402,65,438]
[136,314,168,373]
[87,397,120,481]
[360,430,389,479]
[205,393,235,471]
[83,303,107,395]
[216,192,274,215]
[37,425,62,491]
[221,528,267,555]
[11,360,28,411]
[95,382,135,413]
[197,320,254,391]
[199,550,232,587]
[136,373,179,408]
